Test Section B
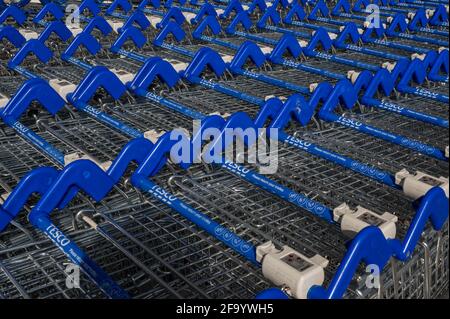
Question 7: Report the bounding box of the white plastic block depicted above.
[347,70,360,84]
[309,82,318,93]
[183,12,197,24]
[256,241,328,299]
[144,129,166,143]
[220,54,234,63]
[382,61,396,72]
[146,15,162,28]
[259,45,273,54]
[0,93,9,108]
[395,169,449,199]
[333,203,398,239]
[106,20,124,33]
[19,29,39,40]
[49,79,76,101]
[110,68,135,84]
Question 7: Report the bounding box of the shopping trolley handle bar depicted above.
[318,79,358,116]
[106,0,133,16]
[164,0,187,8]
[0,78,65,122]
[284,3,307,23]
[229,40,267,72]
[110,26,146,53]
[304,27,334,55]
[38,20,72,43]
[0,25,26,48]
[153,20,186,46]
[61,31,101,60]
[385,13,408,36]
[192,15,222,39]
[7,39,53,68]
[0,5,26,26]
[334,22,361,48]
[157,7,186,29]
[182,47,227,80]
[83,16,114,36]
[257,5,281,28]
[78,0,101,16]
[120,10,151,32]
[428,49,449,82]
[68,66,127,105]
[226,11,252,34]
[308,0,330,20]
[191,3,218,25]
[32,2,64,23]
[129,57,181,91]
[220,0,245,19]
[0,167,59,232]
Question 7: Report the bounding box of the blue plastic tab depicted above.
[157,7,186,28]
[229,41,266,72]
[1,78,65,122]
[192,15,221,39]
[61,32,101,59]
[268,34,302,62]
[153,21,186,46]
[191,3,217,25]
[283,3,306,23]
[78,0,101,16]
[68,66,126,104]
[138,0,161,10]
[106,0,132,15]
[182,48,227,80]
[428,49,449,82]
[110,26,146,53]
[226,11,252,34]
[0,5,26,26]
[408,8,428,31]
[257,6,281,28]
[247,0,267,15]
[386,13,408,36]
[83,16,113,36]
[38,20,72,43]
[220,0,244,19]
[128,57,181,91]
[429,4,448,26]
[305,27,333,54]
[120,10,151,32]
[334,22,360,48]
[8,39,53,68]
[308,0,330,20]
[331,0,351,15]
[352,0,370,12]
[0,25,26,48]
[361,25,385,43]
[33,2,64,23]
[0,167,59,232]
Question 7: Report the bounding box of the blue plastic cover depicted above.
[128,57,181,91]
[38,20,72,43]
[120,10,151,32]
[8,39,53,68]
[61,31,101,59]
[33,2,64,23]
[268,34,302,62]
[153,21,186,46]
[331,0,351,15]
[182,47,227,80]
[0,25,26,48]
[0,5,26,25]
[229,41,267,72]
[106,0,132,15]
[110,26,146,53]
[283,3,307,23]
[157,7,186,29]
[192,15,222,39]
[83,16,113,36]
[308,0,330,20]
[226,11,252,34]
[78,0,101,16]
[257,6,281,28]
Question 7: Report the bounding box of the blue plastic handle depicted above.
[428,49,449,82]
[110,26,146,53]
[128,57,181,91]
[153,21,186,46]
[38,20,72,43]
[333,22,361,48]
[164,0,187,8]
[0,25,26,48]
[61,31,101,59]
[229,41,267,72]
[33,2,64,23]
[78,0,101,16]
[8,39,53,68]
[305,27,333,55]
[191,3,217,25]
[247,0,267,14]
[225,11,252,34]
[182,47,227,80]
[331,0,351,15]
[0,167,59,232]
[119,10,151,32]
[284,3,307,23]
[106,0,132,15]
[138,0,161,10]
[192,15,222,39]
[220,0,244,19]
[157,7,186,29]
[429,4,448,26]
[386,13,408,36]
[0,78,65,122]
[308,0,330,20]
[361,25,386,43]
[408,8,428,31]
[268,34,302,62]
[83,16,113,36]
[257,5,281,28]
[0,5,26,26]
[67,66,127,104]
